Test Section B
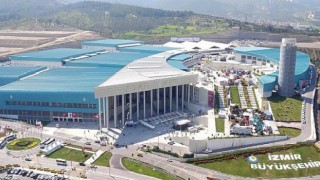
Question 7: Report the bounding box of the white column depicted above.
[129,93,132,120]
[98,98,102,130]
[143,91,146,119]
[114,96,117,127]
[176,86,179,111]
[170,86,172,112]
[192,85,195,101]
[137,92,140,120]
[103,97,106,127]
[188,84,190,105]
[164,88,166,114]
[151,90,153,116]
[106,97,109,129]
[157,89,160,115]
[122,94,125,126]
[182,85,184,112]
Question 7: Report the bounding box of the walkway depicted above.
[238,86,247,108]
[247,87,257,109]
[84,150,105,165]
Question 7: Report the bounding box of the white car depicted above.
[204,148,213,154]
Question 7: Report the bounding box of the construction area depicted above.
[0,30,101,61]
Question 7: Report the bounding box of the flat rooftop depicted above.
[0,67,121,92]
[9,48,102,62]
[65,52,150,68]
[81,39,144,47]
[0,66,46,86]
[120,45,178,54]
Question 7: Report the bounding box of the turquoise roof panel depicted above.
[0,66,46,86]
[0,67,121,92]
[235,47,311,92]
[120,45,178,54]
[168,54,192,61]
[81,39,144,47]
[65,52,150,68]
[167,60,188,71]
[9,48,102,62]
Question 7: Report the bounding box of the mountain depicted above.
[59,0,320,22]
[0,0,228,39]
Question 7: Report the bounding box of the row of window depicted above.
[5,101,97,109]
[0,109,97,119]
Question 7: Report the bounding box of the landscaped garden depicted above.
[230,86,240,105]
[191,144,320,178]
[122,157,183,180]
[48,147,92,162]
[93,151,112,167]
[6,137,40,151]
[278,127,301,138]
[215,117,225,133]
[267,93,302,121]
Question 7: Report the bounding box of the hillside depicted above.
[0,0,231,39]
[60,0,320,22]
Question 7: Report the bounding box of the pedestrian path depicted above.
[238,86,247,108]
[247,87,257,109]
[84,150,104,165]
[218,86,225,109]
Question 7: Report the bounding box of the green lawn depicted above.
[267,93,302,121]
[215,118,225,133]
[122,158,180,180]
[197,146,320,178]
[93,152,112,167]
[48,147,92,162]
[278,127,301,138]
[6,137,40,151]
[230,86,240,105]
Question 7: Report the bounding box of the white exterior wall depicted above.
[205,136,287,152]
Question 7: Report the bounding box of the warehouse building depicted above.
[234,44,310,97]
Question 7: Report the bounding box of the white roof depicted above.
[163,40,230,51]
[98,50,190,87]
[175,119,191,125]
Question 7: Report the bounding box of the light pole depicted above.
[157,132,160,147]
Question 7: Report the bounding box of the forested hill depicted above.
[1,0,227,39]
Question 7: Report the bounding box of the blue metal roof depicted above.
[168,54,192,61]
[0,67,121,92]
[81,39,144,47]
[65,52,150,68]
[9,48,102,62]
[167,60,188,71]
[0,66,46,87]
[257,75,278,92]
[120,45,178,54]
[235,47,310,92]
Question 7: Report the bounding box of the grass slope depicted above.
[198,146,320,178]
[267,93,302,121]
[93,151,112,167]
[48,147,92,162]
[278,127,301,138]
[122,158,178,180]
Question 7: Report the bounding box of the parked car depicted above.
[25,157,32,161]
[79,162,86,166]
[167,141,175,145]
[94,140,100,144]
[85,142,91,145]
